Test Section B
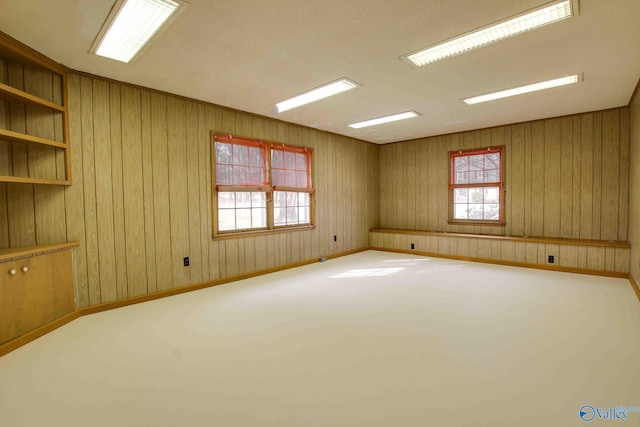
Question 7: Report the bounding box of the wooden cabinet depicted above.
[0,31,71,185]
[0,243,77,345]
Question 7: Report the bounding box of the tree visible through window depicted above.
[212,133,314,235]
[449,147,504,224]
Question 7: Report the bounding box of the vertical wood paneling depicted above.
[560,117,573,238]
[530,121,545,236]
[167,97,190,288]
[120,86,147,296]
[64,73,88,307]
[437,136,448,231]
[149,93,171,291]
[80,76,100,305]
[511,124,525,236]
[543,119,561,236]
[618,108,629,241]
[523,123,533,237]
[629,91,640,283]
[140,90,157,293]
[405,141,416,229]
[601,110,620,240]
[379,108,629,242]
[52,74,65,180]
[614,248,629,273]
[580,114,594,239]
[92,79,117,302]
[604,247,616,272]
[186,101,202,283]
[204,106,218,281]
[335,135,345,253]
[525,242,537,264]
[559,245,578,268]
[225,239,239,277]
[6,64,36,247]
[427,136,438,231]
[501,241,514,261]
[25,67,56,181]
[198,104,211,282]
[571,116,582,239]
[514,242,526,263]
[592,112,603,239]
[587,247,605,270]
[109,83,128,300]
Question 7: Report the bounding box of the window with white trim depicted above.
[449,147,504,224]
[212,133,314,235]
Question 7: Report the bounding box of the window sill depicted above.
[213,225,316,240]
[448,221,505,226]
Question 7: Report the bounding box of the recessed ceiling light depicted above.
[91,0,183,63]
[274,78,360,114]
[349,111,421,129]
[403,0,575,67]
[463,74,581,105]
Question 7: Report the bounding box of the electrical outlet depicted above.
[183,257,190,267]
[411,243,415,250]
[548,255,554,264]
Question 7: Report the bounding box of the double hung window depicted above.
[212,133,314,236]
[449,147,504,224]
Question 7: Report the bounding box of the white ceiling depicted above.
[1,0,639,144]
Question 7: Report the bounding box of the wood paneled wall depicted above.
[370,230,630,275]
[379,109,630,241]
[0,72,380,307]
[629,87,640,283]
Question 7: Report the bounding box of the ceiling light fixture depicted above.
[349,111,421,129]
[463,74,581,105]
[274,78,360,114]
[91,0,183,63]
[402,0,575,67]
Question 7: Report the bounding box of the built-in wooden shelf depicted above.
[0,30,71,185]
[0,82,65,111]
[0,175,70,186]
[0,128,67,149]
[371,228,630,249]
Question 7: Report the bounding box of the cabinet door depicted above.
[0,255,56,344]
[50,249,74,318]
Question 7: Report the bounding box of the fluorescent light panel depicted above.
[349,111,421,129]
[274,79,359,113]
[93,0,181,63]
[463,74,580,105]
[404,0,574,67]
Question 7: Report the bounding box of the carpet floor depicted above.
[1,250,639,426]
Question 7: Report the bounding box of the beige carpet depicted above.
[1,250,639,426]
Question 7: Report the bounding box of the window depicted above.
[212,133,314,236]
[449,147,504,224]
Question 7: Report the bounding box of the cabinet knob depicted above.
[9,269,17,275]
[22,266,29,273]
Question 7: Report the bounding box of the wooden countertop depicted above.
[0,242,80,262]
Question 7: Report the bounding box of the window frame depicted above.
[448,146,505,226]
[211,132,315,238]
